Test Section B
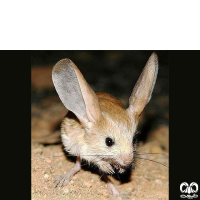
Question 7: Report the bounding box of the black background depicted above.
[169,51,200,198]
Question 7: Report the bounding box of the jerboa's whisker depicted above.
[135,160,154,173]
[134,152,168,157]
[135,157,168,168]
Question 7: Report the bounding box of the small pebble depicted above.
[62,187,69,194]
[54,152,64,157]
[44,174,49,179]
[33,148,43,153]
[131,187,136,192]
[84,181,92,187]
[45,158,52,163]
[102,189,108,196]
[155,179,163,184]
[136,190,144,198]
[144,174,154,180]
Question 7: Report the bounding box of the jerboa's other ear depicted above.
[127,52,158,117]
[52,59,101,125]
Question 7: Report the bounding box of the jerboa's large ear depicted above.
[52,59,101,124]
[127,52,158,116]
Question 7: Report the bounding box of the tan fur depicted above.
[61,93,137,173]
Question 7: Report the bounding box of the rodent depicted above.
[52,52,158,197]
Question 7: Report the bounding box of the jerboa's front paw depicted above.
[98,161,114,174]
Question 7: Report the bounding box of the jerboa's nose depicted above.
[119,154,133,165]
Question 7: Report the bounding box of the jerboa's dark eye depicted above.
[105,137,114,147]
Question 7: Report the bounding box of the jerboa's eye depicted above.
[105,137,114,147]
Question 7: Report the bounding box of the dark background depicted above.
[31,50,169,142]
[31,50,169,100]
